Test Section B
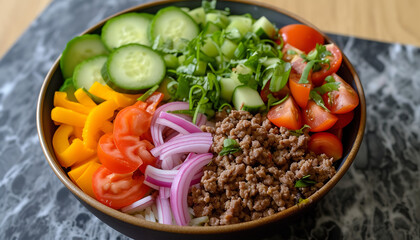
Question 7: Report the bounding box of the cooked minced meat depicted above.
[188,110,336,226]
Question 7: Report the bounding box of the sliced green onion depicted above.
[137,85,159,101]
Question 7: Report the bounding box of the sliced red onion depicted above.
[160,143,211,161]
[164,131,180,142]
[150,132,212,157]
[121,196,154,214]
[170,153,213,226]
[196,113,207,127]
[159,187,171,199]
[145,165,203,188]
[143,179,160,190]
[159,112,201,133]
[151,102,190,146]
[156,197,172,225]
[156,118,191,135]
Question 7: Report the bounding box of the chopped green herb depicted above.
[290,124,311,136]
[295,175,316,188]
[301,44,332,72]
[325,75,335,83]
[310,90,329,111]
[82,88,104,104]
[313,81,340,95]
[218,103,233,113]
[299,60,315,84]
[175,75,190,101]
[268,62,291,92]
[287,49,297,55]
[137,85,159,102]
[267,93,289,110]
[238,73,258,90]
[202,0,217,13]
[219,138,241,156]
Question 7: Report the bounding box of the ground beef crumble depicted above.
[188,110,336,226]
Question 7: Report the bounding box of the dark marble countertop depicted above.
[0,0,419,239]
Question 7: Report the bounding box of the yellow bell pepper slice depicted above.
[74,126,84,140]
[53,91,93,115]
[75,161,102,198]
[52,124,95,167]
[88,82,141,108]
[68,157,99,183]
[51,107,87,127]
[83,99,119,149]
[74,88,97,108]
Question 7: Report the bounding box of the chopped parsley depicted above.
[219,138,241,156]
[290,124,311,136]
[295,175,317,188]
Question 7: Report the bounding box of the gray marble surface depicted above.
[0,0,419,239]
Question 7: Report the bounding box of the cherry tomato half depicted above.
[308,132,343,161]
[97,133,138,174]
[302,100,338,132]
[289,68,312,109]
[92,166,150,209]
[311,44,342,86]
[279,24,325,54]
[330,110,354,129]
[267,95,302,130]
[113,92,164,174]
[322,74,359,114]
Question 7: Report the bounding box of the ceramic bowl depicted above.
[37,0,366,239]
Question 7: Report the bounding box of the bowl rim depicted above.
[36,0,366,235]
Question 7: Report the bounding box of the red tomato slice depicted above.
[302,100,338,132]
[97,133,138,174]
[281,43,304,62]
[92,166,150,209]
[289,68,312,109]
[279,24,325,54]
[113,92,164,174]
[322,74,359,114]
[331,110,354,129]
[267,95,302,130]
[260,80,290,102]
[311,44,342,86]
[327,128,343,140]
[308,132,343,161]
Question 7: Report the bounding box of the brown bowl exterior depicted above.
[36,0,366,239]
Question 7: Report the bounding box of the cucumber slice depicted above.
[73,55,107,90]
[226,16,253,37]
[201,39,219,57]
[220,77,242,102]
[103,44,166,93]
[150,6,199,51]
[60,34,108,79]
[59,78,77,102]
[164,54,179,69]
[252,16,277,39]
[205,12,229,29]
[188,7,206,25]
[194,60,207,76]
[230,63,253,82]
[101,13,153,50]
[203,22,221,35]
[232,86,265,113]
[221,39,238,59]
